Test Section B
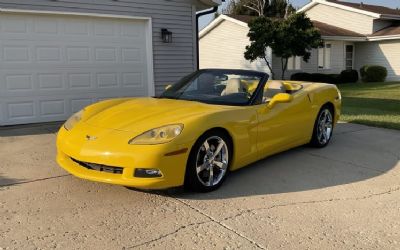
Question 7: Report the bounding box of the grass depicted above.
[337,81,400,130]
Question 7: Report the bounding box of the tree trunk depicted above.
[284,0,290,19]
[263,56,275,80]
[281,57,288,80]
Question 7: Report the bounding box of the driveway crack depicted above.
[123,220,212,249]
[0,174,71,188]
[221,186,400,222]
[172,197,267,250]
[303,151,394,175]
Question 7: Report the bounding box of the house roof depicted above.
[299,0,400,19]
[225,14,256,24]
[311,20,364,37]
[200,14,400,41]
[326,0,400,16]
[372,24,400,36]
[226,14,364,38]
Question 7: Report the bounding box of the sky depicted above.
[199,0,400,29]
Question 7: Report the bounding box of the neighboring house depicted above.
[200,0,400,81]
[0,0,221,126]
[199,15,272,75]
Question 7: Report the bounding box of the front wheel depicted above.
[310,106,334,148]
[185,131,231,192]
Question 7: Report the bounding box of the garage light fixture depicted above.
[161,28,172,43]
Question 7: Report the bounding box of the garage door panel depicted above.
[6,101,36,120]
[1,15,28,33]
[39,99,66,117]
[3,45,31,62]
[71,98,93,113]
[38,73,64,89]
[6,74,33,91]
[0,13,150,126]
[35,46,62,62]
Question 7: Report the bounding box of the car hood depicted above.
[83,97,224,132]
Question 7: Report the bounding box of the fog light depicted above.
[134,168,162,178]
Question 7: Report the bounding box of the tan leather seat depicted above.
[264,81,286,102]
[221,78,246,96]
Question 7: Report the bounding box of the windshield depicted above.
[159,70,266,106]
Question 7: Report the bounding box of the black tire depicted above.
[310,105,334,148]
[184,130,232,192]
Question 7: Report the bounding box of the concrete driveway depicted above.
[1,123,399,249]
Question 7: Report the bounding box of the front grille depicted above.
[71,158,123,174]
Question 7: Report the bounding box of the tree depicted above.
[242,0,267,16]
[244,12,322,79]
[223,0,295,18]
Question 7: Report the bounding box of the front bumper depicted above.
[56,124,191,189]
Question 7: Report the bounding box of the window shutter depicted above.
[325,44,332,69]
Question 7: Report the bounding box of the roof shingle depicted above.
[327,0,400,16]
[372,24,400,36]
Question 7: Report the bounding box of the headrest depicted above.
[222,78,244,96]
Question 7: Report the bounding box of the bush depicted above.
[360,65,387,82]
[311,73,341,84]
[290,72,312,81]
[340,69,359,83]
[290,72,340,84]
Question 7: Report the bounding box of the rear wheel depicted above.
[310,106,334,148]
[185,131,231,192]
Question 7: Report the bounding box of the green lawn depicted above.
[337,82,400,130]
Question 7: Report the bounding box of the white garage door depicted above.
[0,12,152,126]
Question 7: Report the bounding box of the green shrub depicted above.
[360,65,387,82]
[290,72,340,84]
[340,69,359,83]
[290,72,312,81]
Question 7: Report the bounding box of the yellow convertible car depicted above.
[57,69,341,192]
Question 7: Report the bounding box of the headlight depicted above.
[128,124,184,145]
[64,110,83,131]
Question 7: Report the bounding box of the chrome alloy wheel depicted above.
[317,109,333,145]
[195,136,229,187]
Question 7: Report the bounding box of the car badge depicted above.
[86,135,97,141]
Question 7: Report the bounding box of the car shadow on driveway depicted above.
[168,124,400,200]
[0,122,62,137]
[0,174,26,189]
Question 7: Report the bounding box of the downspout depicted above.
[196,6,219,70]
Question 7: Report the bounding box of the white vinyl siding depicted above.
[199,20,272,75]
[306,4,375,35]
[355,40,400,81]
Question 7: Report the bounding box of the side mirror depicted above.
[165,84,172,90]
[267,93,293,108]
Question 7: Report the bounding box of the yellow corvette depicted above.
[57,69,341,192]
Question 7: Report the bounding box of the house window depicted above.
[345,45,354,70]
[287,56,301,70]
[318,43,331,69]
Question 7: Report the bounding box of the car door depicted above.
[255,92,314,159]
